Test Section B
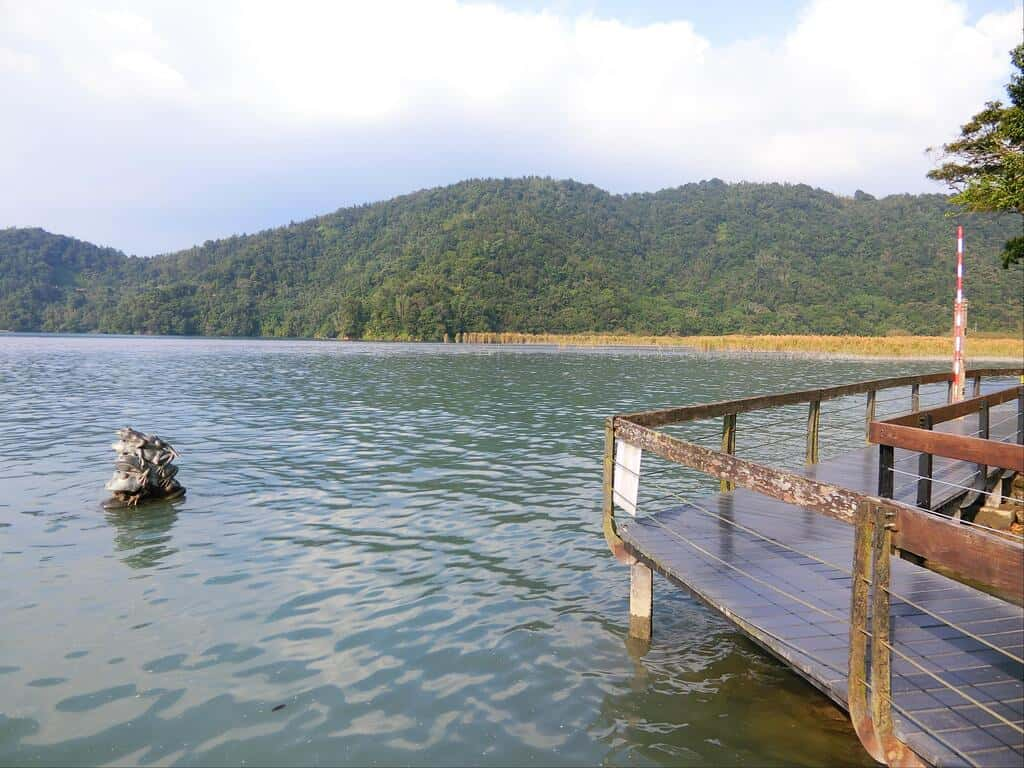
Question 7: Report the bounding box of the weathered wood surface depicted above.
[890,506,1024,606]
[869,423,1023,474]
[884,387,1021,429]
[619,492,1024,767]
[615,417,865,524]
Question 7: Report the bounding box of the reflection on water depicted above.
[0,335,944,766]
[106,500,182,570]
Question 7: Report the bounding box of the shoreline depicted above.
[457,332,1024,360]
[3,330,1021,362]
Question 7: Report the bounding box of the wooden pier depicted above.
[603,369,1024,767]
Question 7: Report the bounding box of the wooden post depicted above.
[603,417,633,564]
[972,375,982,397]
[864,390,877,445]
[806,400,821,465]
[916,413,933,509]
[911,383,920,412]
[878,444,894,498]
[865,390,877,441]
[603,418,614,523]
[947,379,954,403]
[720,413,737,492]
[849,501,879,761]
[975,399,989,494]
[849,501,919,765]
[869,504,895,747]
[629,562,653,640]
[1018,388,1024,445]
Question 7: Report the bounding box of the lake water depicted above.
[0,336,954,766]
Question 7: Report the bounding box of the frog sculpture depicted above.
[103,427,185,508]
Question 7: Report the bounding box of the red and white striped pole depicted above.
[951,225,966,402]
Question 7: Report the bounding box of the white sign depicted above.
[613,440,642,517]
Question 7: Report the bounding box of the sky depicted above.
[2,0,1021,256]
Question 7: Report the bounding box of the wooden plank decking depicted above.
[617,402,1024,767]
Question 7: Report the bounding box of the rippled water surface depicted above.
[0,336,953,766]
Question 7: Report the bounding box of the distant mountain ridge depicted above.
[1,177,1021,338]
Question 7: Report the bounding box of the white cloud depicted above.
[0,0,1018,253]
[75,49,189,101]
[0,45,37,75]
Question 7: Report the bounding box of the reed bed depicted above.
[458,332,1023,359]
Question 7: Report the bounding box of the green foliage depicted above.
[2,177,1022,339]
[928,45,1024,267]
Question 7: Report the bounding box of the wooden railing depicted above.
[603,367,1024,765]
[868,385,1024,603]
[604,366,1023,564]
[872,386,1024,498]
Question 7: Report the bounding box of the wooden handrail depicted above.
[614,417,864,523]
[870,421,1024,473]
[621,368,1022,428]
[881,385,1021,427]
[891,505,1023,604]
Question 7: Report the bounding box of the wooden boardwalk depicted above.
[617,402,1024,767]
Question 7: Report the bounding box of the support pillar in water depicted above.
[629,562,653,640]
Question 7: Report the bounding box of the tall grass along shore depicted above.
[457,332,1024,360]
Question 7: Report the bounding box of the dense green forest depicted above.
[2,178,1022,339]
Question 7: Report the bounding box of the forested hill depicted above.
[2,178,1022,339]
